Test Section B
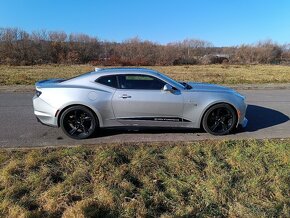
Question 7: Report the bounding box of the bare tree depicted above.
[0,27,289,66]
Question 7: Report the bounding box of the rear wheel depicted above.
[202,103,237,135]
[60,106,97,139]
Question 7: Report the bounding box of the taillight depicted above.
[36,90,42,97]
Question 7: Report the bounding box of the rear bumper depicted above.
[36,116,57,127]
[33,95,58,127]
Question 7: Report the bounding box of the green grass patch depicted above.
[1,64,290,85]
[0,139,289,217]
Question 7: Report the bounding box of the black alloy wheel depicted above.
[60,106,97,139]
[202,103,237,135]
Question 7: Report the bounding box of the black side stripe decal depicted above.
[118,117,191,122]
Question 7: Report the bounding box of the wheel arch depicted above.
[57,103,103,127]
[198,101,239,129]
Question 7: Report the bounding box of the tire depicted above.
[202,103,237,135]
[60,105,98,139]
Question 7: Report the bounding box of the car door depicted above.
[112,74,184,127]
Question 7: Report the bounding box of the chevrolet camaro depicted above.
[33,68,248,139]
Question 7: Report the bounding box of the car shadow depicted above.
[239,104,289,132]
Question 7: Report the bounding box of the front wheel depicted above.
[202,103,237,135]
[60,106,97,139]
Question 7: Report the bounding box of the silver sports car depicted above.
[33,68,247,139]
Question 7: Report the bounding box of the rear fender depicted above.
[57,102,103,127]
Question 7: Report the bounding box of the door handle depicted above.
[120,94,131,99]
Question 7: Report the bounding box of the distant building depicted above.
[202,54,230,64]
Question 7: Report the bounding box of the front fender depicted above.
[183,91,246,128]
[196,100,239,129]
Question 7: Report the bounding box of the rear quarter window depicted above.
[96,75,118,88]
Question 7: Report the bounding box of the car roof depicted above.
[94,67,159,76]
[63,67,162,84]
[63,67,186,90]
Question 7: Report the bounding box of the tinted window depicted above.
[118,75,166,90]
[96,75,118,88]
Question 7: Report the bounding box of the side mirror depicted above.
[163,84,174,92]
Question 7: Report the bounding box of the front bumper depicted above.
[240,117,248,128]
[236,99,247,128]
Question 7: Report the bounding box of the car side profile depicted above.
[33,68,247,139]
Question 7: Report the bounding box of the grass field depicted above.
[0,140,289,217]
[1,64,290,85]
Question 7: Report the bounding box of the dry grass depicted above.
[154,65,290,84]
[0,139,289,217]
[1,64,290,85]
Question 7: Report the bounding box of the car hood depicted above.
[187,82,235,93]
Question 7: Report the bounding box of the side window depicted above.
[96,75,118,88]
[118,74,166,90]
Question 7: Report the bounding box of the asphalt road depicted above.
[0,89,289,147]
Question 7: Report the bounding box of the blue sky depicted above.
[0,0,289,46]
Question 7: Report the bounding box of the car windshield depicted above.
[179,81,192,89]
[156,73,186,90]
